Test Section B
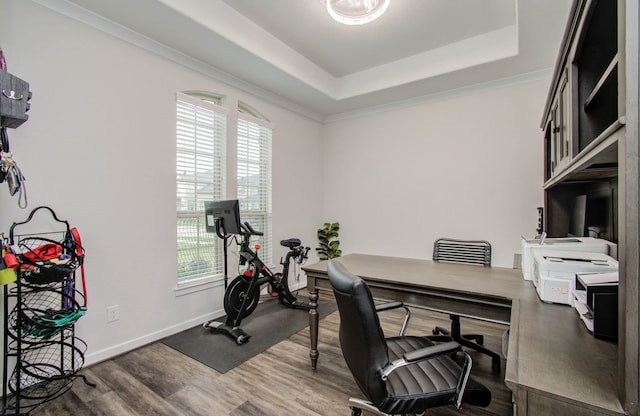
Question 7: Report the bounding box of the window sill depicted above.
[174,275,224,297]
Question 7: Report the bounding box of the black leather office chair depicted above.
[328,260,491,416]
[431,238,502,371]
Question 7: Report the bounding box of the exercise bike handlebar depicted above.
[241,221,263,236]
[298,246,310,264]
[240,220,308,264]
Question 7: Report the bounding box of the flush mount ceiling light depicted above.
[327,0,391,25]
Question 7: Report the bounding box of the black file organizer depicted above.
[1,206,93,416]
[574,272,618,341]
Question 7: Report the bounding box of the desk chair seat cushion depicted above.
[382,336,491,414]
[329,260,491,415]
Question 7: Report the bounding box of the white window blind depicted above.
[237,112,273,265]
[176,92,228,282]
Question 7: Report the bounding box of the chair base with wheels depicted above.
[431,238,502,372]
[429,314,502,372]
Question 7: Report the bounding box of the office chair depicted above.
[431,238,502,371]
[328,260,491,416]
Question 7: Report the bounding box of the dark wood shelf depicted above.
[584,54,618,110]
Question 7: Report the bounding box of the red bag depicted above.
[22,243,63,263]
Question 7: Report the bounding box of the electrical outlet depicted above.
[107,305,120,323]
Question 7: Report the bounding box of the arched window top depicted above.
[182,90,225,106]
[238,100,270,122]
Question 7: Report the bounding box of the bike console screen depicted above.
[204,199,242,236]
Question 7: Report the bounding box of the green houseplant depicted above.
[316,222,342,260]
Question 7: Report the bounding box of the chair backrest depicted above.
[328,260,389,406]
[433,238,491,266]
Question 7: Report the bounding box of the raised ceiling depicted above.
[220,0,517,78]
[46,0,572,120]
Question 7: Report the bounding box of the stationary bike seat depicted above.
[280,238,301,249]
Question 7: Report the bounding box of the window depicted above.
[176,92,227,283]
[237,103,273,266]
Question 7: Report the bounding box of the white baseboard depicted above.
[85,282,309,366]
[84,308,224,366]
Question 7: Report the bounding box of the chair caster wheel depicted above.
[350,408,362,416]
[432,328,439,335]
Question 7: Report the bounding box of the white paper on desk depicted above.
[576,271,619,285]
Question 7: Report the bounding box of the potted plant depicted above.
[316,222,342,260]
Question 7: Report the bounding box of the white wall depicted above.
[0,0,324,364]
[322,77,547,267]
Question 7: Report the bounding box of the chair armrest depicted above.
[403,341,461,363]
[375,301,411,336]
[375,301,404,312]
[454,350,473,409]
[380,341,461,380]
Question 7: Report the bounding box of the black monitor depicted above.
[204,199,242,236]
[568,194,587,237]
[586,195,610,239]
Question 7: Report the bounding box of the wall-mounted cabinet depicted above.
[541,0,622,239]
[537,0,639,414]
[544,70,571,178]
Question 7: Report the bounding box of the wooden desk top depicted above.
[303,253,624,415]
[303,253,532,303]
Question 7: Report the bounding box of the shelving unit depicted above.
[536,0,640,414]
[574,0,619,152]
[541,0,621,241]
[1,207,92,416]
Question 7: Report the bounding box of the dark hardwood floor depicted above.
[29,300,513,416]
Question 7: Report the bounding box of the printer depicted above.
[532,250,618,305]
[521,237,616,281]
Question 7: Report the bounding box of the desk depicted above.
[303,253,624,416]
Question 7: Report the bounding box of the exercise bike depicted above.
[204,220,311,344]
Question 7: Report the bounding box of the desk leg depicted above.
[309,288,319,369]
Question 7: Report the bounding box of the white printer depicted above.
[532,250,618,305]
[521,237,615,281]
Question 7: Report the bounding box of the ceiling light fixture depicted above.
[327,0,391,25]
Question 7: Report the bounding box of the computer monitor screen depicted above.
[568,194,587,237]
[204,199,242,235]
[586,195,611,240]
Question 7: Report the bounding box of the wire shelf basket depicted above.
[6,317,74,348]
[4,377,73,413]
[13,337,87,382]
[14,236,83,285]
[8,287,86,342]
[6,337,87,411]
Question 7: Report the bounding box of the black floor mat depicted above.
[161,296,336,373]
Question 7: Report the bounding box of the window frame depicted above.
[237,106,274,267]
[175,92,228,291]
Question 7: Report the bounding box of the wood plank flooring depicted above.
[29,301,513,416]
